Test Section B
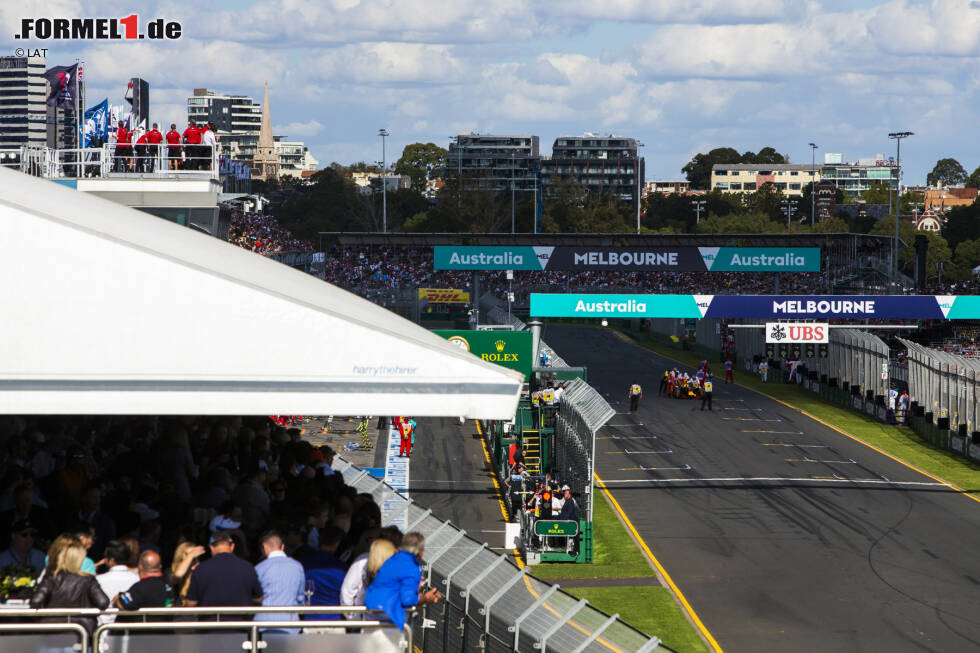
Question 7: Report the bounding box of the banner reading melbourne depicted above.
[530,294,980,320]
[434,246,820,272]
[434,330,533,379]
[417,288,470,303]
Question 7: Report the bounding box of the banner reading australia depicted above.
[530,294,980,320]
[433,246,820,272]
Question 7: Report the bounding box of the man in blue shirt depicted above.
[0,520,45,575]
[364,532,442,629]
[255,532,305,631]
[301,525,347,621]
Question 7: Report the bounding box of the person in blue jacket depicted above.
[364,532,442,629]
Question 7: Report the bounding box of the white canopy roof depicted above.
[0,167,522,418]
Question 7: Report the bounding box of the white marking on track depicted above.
[605,449,674,455]
[785,458,858,464]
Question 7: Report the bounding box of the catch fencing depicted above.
[332,457,661,653]
[899,338,980,462]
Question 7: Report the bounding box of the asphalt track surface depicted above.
[544,325,980,653]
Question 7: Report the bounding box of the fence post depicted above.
[569,612,620,653]
[511,584,560,650]
[405,508,433,531]
[424,529,467,585]
[482,568,528,633]
[536,597,587,651]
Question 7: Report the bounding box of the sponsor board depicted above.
[530,294,980,319]
[434,246,820,272]
[765,323,829,344]
[434,330,532,380]
[417,288,470,303]
[533,520,579,536]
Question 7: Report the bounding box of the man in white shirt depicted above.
[96,540,140,624]
[201,122,218,170]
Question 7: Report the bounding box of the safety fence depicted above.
[332,457,661,652]
[0,606,404,653]
[899,337,980,463]
[554,378,616,523]
[13,143,219,179]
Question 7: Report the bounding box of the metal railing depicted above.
[332,456,661,652]
[10,144,219,180]
[0,606,405,653]
[554,378,615,522]
[900,337,980,433]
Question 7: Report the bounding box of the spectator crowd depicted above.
[0,415,439,634]
[230,212,314,256]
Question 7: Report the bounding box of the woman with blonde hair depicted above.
[169,541,205,605]
[31,540,109,635]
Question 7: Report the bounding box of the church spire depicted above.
[252,81,279,181]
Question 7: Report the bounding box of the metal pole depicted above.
[809,142,817,224]
[635,142,644,234]
[379,128,388,233]
[511,150,516,234]
[888,131,913,283]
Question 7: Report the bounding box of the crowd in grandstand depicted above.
[230,212,314,255]
[0,415,437,631]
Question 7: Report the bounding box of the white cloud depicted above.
[313,43,464,84]
[547,0,807,25]
[272,120,324,139]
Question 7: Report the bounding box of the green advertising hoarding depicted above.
[434,330,533,380]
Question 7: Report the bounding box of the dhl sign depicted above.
[417,288,471,303]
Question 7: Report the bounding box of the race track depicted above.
[544,325,980,653]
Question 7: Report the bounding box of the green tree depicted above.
[743,182,788,222]
[947,238,980,279]
[394,142,447,194]
[926,158,968,187]
[681,147,742,189]
[899,190,924,215]
[942,202,980,250]
[967,165,980,189]
[695,212,783,234]
[348,161,380,173]
[870,217,951,278]
[861,181,892,205]
[681,146,787,189]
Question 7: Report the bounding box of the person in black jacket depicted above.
[31,539,109,635]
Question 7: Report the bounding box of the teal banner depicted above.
[530,294,703,318]
[703,247,820,271]
[433,246,548,270]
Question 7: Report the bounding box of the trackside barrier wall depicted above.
[332,456,661,652]
[899,338,980,463]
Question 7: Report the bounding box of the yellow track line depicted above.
[475,420,627,653]
[595,473,724,653]
[639,341,980,506]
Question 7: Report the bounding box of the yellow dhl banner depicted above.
[418,288,471,303]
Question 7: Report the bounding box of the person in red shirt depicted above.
[165,123,181,170]
[397,418,413,457]
[134,131,150,173]
[113,120,131,172]
[145,122,163,172]
[182,122,203,170]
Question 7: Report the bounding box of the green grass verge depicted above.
[533,489,653,580]
[569,586,710,653]
[623,329,980,495]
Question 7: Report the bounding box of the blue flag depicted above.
[83,98,109,147]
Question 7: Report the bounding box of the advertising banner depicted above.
[530,294,980,320]
[765,323,829,344]
[417,288,471,303]
[434,330,533,379]
[433,246,821,272]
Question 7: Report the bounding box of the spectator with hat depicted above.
[184,531,263,607]
[0,519,45,574]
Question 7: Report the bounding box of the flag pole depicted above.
[74,59,80,149]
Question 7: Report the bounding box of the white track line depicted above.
[605,449,674,455]
[598,435,659,440]
[762,443,828,448]
[785,458,858,464]
[722,417,783,422]
[597,477,948,487]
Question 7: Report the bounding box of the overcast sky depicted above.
[5,0,979,184]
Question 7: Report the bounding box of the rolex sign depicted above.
[434,330,533,380]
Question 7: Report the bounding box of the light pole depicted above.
[808,142,818,224]
[781,199,799,228]
[449,135,461,207]
[888,131,913,282]
[692,199,706,225]
[636,140,645,234]
[511,150,516,234]
[378,128,389,233]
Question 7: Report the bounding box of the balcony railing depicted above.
[9,143,220,181]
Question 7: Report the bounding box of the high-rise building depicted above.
[187,87,262,163]
[0,55,48,149]
[446,133,540,192]
[711,154,898,198]
[275,141,319,178]
[252,82,279,181]
[540,135,644,210]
